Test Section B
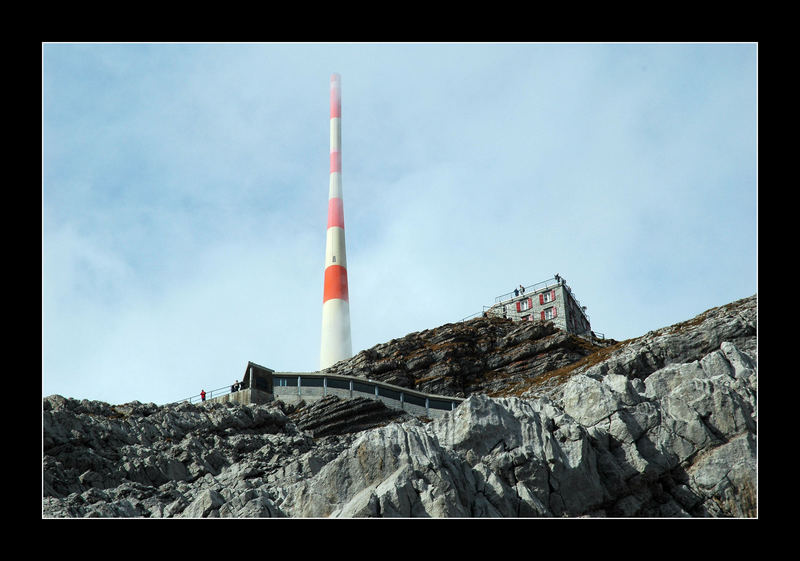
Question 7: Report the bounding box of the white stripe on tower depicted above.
[320,73,352,369]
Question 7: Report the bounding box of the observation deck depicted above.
[174,362,464,419]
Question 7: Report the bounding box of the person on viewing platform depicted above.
[200,389,206,402]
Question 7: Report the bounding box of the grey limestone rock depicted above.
[42,295,757,517]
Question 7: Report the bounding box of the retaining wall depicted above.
[271,372,463,419]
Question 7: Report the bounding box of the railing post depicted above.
[297,376,301,396]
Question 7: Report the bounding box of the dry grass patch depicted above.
[489,339,631,398]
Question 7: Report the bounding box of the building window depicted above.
[540,289,556,304]
[543,306,557,320]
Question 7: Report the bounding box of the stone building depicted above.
[484,275,593,336]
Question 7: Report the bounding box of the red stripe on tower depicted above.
[323,264,349,302]
[327,197,345,229]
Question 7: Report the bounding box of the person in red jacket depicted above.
[200,389,206,402]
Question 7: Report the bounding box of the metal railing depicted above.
[460,306,492,322]
[170,384,244,406]
[271,371,464,415]
[494,277,563,304]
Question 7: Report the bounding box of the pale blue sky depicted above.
[42,43,757,405]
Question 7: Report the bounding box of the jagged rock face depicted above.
[324,317,613,397]
[42,295,757,517]
[290,395,412,438]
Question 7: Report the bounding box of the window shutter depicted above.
[528,297,533,309]
[541,310,545,321]
[539,293,544,305]
[553,307,558,318]
[551,289,556,301]
[516,301,521,312]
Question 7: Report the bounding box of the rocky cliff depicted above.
[42,295,757,517]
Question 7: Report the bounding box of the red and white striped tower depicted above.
[320,73,352,369]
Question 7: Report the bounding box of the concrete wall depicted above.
[271,372,463,419]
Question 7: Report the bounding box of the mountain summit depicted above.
[43,295,757,517]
